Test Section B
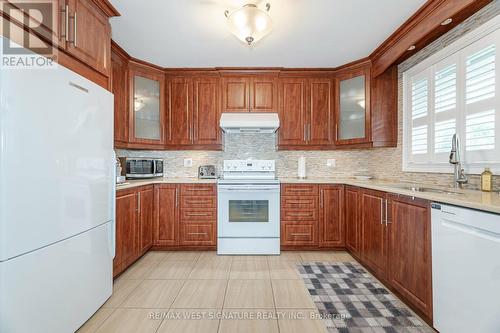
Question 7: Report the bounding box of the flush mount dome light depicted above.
[224,3,272,46]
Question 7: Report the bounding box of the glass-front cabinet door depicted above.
[129,64,165,145]
[334,67,370,145]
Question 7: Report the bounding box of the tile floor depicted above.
[76,251,356,333]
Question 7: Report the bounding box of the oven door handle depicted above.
[219,188,279,192]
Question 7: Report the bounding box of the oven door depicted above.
[218,184,280,238]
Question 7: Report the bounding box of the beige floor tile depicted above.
[277,309,327,333]
[268,252,302,263]
[157,309,220,333]
[163,251,201,261]
[121,279,184,309]
[172,279,227,309]
[300,251,353,262]
[269,261,301,280]
[188,258,231,279]
[231,255,269,262]
[141,251,169,263]
[230,260,270,279]
[76,308,114,333]
[95,308,162,333]
[118,259,156,280]
[198,252,227,261]
[147,260,195,279]
[272,280,316,309]
[219,310,278,333]
[103,279,141,308]
[224,280,274,309]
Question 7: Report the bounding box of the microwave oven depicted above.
[120,158,164,179]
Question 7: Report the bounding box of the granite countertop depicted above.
[117,177,500,214]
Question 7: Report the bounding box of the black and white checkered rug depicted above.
[297,262,434,333]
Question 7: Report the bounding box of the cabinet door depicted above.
[221,77,250,112]
[361,189,387,278]
[130,65,165,145]
[168,77,192,145]
[281,222,317,247]
[111,47,128,146]
[114,190,137,276]
[154,185,178,246]
[319,185,345,247]
[388,195,432,320]
[66,0,111,76]
[138,186,154,255]
[193,77,221,145]
[345,186,361,255]
[335,68,371,145]
[278,78,308,146]
[308,78,333,145]
[250,77,277,112]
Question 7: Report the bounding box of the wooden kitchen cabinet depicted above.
[138,186,154,255]
[129,63,165,146]
[111,42,129,147]
[388,194,432,321]
[193,77,221,145]
[361,189,388,278]
[114,189,137,276]
[334,65,371,145]
[153,184,178,246]
[278,76,334,149]
[221,75,277,113]
[66,0,111,77]
[345,186,361,255]
[319,185,344,248]
[167,76,192,145]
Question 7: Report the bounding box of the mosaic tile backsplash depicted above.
[117,1,500,191]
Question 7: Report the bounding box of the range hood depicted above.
[220,113,280,134]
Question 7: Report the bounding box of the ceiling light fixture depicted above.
[224,3,272,46]
[441,18,453,26]
[407,45,416,51]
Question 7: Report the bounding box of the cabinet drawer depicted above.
[180,208,216,222]
[179,223,215,245]
[181,196,217,208]
[281,196,318,208]
[281,208,318,221]
[281,184,319,196]
[180,184,216,196]
[281,223,317,246]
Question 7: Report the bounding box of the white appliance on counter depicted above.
[218,160,280,255]
[431,203,500,333]
[0,37,115,333]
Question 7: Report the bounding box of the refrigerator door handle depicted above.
[111,153,116,259]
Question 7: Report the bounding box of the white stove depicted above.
[217,160,280,255]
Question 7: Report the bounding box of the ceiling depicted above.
[110,0,427,68]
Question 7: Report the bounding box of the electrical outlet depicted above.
[327,159,336,167]
[184,158,193,167]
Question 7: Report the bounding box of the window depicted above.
[403,17,500,173]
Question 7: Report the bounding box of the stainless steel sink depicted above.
[391,184,463,195]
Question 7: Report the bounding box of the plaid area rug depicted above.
[297,262,434,333]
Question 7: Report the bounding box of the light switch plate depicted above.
[184,158,193,167]
[327,159,336,167]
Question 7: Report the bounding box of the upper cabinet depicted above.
[66,0,111,77]
[221,74,278,113]
[334,65,371,145]
[129,63,165,146]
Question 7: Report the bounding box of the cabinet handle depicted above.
[308,124,311,141]
[137,192,141,213]
[186,212,210,216]
[304,124,307,141]
[286,200,310,204]
[287,188,311,192]
[188,232,208,236]
[380,199,383,225]
[385,199,389,225]
[320,191,324,208]
[291,233,310,237]
[335,123,339,141]
[175,191,178,207]
[73,11,77,47]
[288,212,312,217]
[187,188,212,191]
[63,5,69,41]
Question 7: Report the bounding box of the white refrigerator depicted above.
[0,37,115,333]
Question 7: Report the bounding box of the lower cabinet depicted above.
[114,185,154,277]
[154,183,217,248]
[345,186,361,255]
[280,184,344,249]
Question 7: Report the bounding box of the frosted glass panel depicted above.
[339,75,366,140]
[134,76,161,140]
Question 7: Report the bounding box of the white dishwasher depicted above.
[431,203,500,333]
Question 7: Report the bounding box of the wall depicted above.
[117,1,500,190]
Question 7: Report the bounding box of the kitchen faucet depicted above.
[449,134,468,188]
